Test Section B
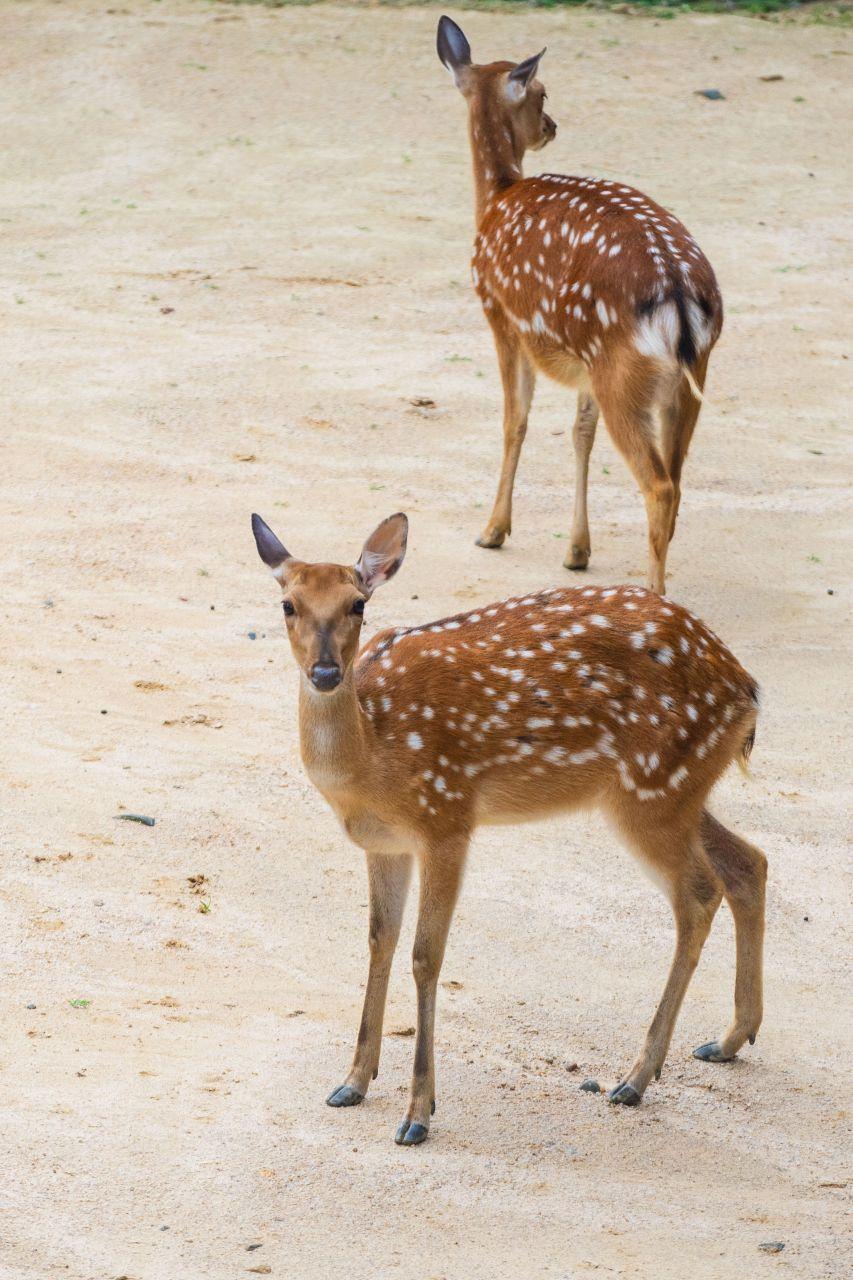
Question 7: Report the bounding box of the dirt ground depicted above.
[1,2,851,1277]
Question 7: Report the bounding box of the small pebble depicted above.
[759,1242,785,1254]
[695,88,725,101]
[115,813,156,827]
[580,1078,601,1093]
[100,709,108,715]
[248,631,257,640]
[26,1003,36,1010]
[565,1061,579,1073]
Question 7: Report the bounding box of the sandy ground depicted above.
[1,2,851,1277]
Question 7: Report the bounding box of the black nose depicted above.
[310,663,342,692]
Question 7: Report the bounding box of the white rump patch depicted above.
[684,296,715,353]
[633,300,679,360]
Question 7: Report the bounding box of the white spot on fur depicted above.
[669,765,688,790]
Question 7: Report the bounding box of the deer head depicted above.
[437,15,556,157]
[251,512,408,693]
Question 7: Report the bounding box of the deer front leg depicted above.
[565,391,599,571]
[395,837,468,1146]
[327,851,412,1109]
[477,324,535,549]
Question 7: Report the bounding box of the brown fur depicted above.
[252,510,768,1145]
[438,17,723,594]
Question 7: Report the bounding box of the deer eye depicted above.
[282,600,295,617]
[352,598,366,617]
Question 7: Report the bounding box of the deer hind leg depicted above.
[592,356,674,595]
[327,851,412,1108]
[395,836,468,1146]
[477,323,535,549]
[609,830,722,1106]
[660,353,709,542]
[565,391,599,571]
[693,810,767,1064]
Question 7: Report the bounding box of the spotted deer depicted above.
[252,511,767,1147]
[436,16,723,594]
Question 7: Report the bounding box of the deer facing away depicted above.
[437,16,724,594]
[252,511,767,1147]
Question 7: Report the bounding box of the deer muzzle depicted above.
[310,662,342,693]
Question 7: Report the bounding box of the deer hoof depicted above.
[326,1084,364,1107]
[565,546,590,571]
[607,1081,642,1107]
[394,1120,429,1146]
[476,532,506,549]
[692,1040,734,1064]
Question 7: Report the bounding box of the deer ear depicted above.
[437,15,472,91]
[355,513,408,597]
[506,48,546,103]
[252,513,291,581]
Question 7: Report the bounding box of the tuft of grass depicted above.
[219,0,852,21]
[68,999,91,1009]
[505,0,842,15]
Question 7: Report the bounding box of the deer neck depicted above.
[298,670,368,796]
[468,94,523,226]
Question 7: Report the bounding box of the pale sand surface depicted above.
[1,3,851,1277]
